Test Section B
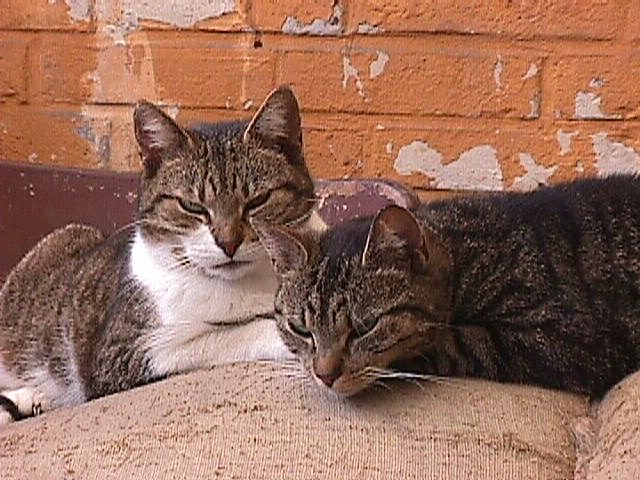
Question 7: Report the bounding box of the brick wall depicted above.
[1,0,639,195]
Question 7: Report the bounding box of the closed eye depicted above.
[245,191,272,213]
[287,319,313,339]
[349,317,379,341]
[177,198,209,217]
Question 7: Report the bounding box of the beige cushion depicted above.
[574,371,640,480]
[0,364,588,480]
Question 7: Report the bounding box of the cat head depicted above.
[132,86,314,280]
[254,205,453,396]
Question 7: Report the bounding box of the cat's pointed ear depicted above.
[133,101,191,178]
[251,220,309,275]
[243,86,303,163]
[362,205,428,269]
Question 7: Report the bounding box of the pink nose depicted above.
[217,238,242,258]
[316,370,341,387]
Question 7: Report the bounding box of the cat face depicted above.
[133,87,314,280]
[255,206,453,396]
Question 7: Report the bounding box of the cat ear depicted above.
[243,86,303,163]
[133,101,191,178]
[362,205,428,269]
[251,220,309,275]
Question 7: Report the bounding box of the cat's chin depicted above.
[312,374,368,398]
[198,260,256,280]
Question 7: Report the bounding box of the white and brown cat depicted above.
[0,86,323,424]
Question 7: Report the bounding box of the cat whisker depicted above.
[361,366,457,387]
[370,379,393,392]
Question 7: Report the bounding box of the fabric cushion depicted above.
[573,370,640,480]
[0,363,588,480]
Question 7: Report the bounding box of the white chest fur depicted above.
[129,232,288,376]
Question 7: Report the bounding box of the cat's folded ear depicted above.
[251,220,309,275]
[243,86,303,164]
[133,101,192,178]
[362,205,437,273]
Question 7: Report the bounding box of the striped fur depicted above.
[259,175,640,398]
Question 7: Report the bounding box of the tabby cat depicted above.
[254,175,640,398]
[0,86,320,424]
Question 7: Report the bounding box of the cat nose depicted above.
[217,237,243,258]
[313,354,342,387]
[316,370,341,387]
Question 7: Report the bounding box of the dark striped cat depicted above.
[254,175,640,398]
[0,86,321,424]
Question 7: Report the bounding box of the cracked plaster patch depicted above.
[369,51,389,79]
[394,141,504,191]
[511,153,558,191]
[282,4,343,36]
[357,22,382,34]
[342,56,365,97]
[522,63,539,80]
[557,130,579,156]
[592,133,640,176]
[575,92,621,120]
[494,56,504,91]
[60,0,92,21]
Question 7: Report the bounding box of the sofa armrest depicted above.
[0,364,588,480]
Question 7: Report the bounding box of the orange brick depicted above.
[251,0,337,32]
[0,0,93,31]
[346,0,625,39]
[549,55,640,120]
[30,33,97,104]
[625,1,640,40]
[279,39,540,119]
[0,34,29,103]
[0,105,102,169]
[302,113,367,179]
[98,33,278,109]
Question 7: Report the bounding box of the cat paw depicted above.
[0,387,47,418]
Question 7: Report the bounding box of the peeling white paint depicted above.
[494,56,504,91]
[342,56,365,98]
[592,132,640,176]
[357,22,382,34]
[589,77,605,89]
[575,161,585,173]
[385,142,394,154]
[282,4,342,36]
[62,0,92,21]
[394,141,503,191]
[512,153,558,191]
[575,92,621,119]
[521,63,539,80]
[556,130,579,156]
[99,0,236,42]
[369,51,389,79]
[527,91,541,119]
[243,100,254,110]
[133,0,235,28]
[104,10,139,46]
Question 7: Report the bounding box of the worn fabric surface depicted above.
[0,363,587,480]
[573,371,640,480]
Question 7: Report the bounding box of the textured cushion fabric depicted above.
[0,363,587,480]
[573,371,640,480]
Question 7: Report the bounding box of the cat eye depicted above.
[177,198,209,216]
[245,191,272,212]
[348,318,379,341]
[287,319,313,339]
